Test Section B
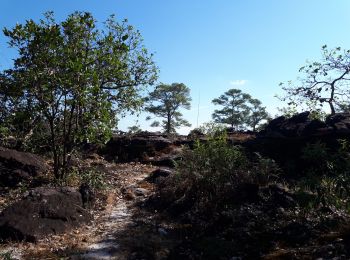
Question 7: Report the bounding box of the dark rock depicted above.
[0,147,48,187]
[0,187,91,242]
[143,153,181,168]
[289,111,310,123]
[100,131,191,165]
[230,183,260,204]
[167,193,196,216]
[326,113,350,125]
[280,221,313,246]
[268,115,286,126]
[187,129,205,139]
[101,132,173,162]
[147,168,173,183]
[248,112,350,176]
[263,184,297,208]
[326,113,350,134]
[302,119,328,136]
[134,188,151,197]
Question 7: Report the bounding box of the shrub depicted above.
[0,250,14,260]
[162,132,279,214]
[176,134,249,197]
[297,139,350,211]
[80,169,108,191]
[56,167,107,191]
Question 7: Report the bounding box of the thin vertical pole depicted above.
[196,90,200,128]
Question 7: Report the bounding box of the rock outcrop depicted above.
[0,147,49,187]
[249,112,350,176]
[101,131,255,167]
[0,187,91,242]
[101,132,184,167]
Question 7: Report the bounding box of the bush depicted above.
[176,134,249,198]
[56,167,107,192]
[297,139,350,210]
[159,132,279,214]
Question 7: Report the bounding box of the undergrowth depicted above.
[296,139,350,211]
[55,167,108,192]
[158,132,280,215]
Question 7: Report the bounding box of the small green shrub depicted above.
[302,141,328,165]
[80,169,108,191]
[253,155,280,185]
[297,139,350,211]
[302,139,350,176]
[170,132,279,213]
[176,134,249,196]
[0,250,14,260]
[55,167,107,191]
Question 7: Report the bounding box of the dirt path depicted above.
[74,169,153,260]
[1,162,177,260]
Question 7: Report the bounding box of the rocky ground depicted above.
[0,162,182,260]
[2,112,350,259]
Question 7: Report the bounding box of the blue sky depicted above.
[1,1,350,134]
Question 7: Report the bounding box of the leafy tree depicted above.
[212,89,251,130]
[247,99,269,131]
[145,83,191,133]
[280,45,350,115]
[128,124,142,134]
[0,11,158,179]
[212,89,269,131]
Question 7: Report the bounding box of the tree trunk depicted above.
[329,83,336,114]
[166,112,171,134]
[329,101,335,115]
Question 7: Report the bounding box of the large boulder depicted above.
[0,187,91,242]
[0,147,49,187]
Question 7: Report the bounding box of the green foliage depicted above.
[80,169,108,191]
[0,11,158,178]
[173,132,279,211]
[280,45,350,115]
[212,89,251,129]
[301,141,329,171]
[127,124,142,134]
[178,134,249,185]
[145,83,191,133]
[302,140,350,178]
[337,102,350,113]
[0,125,10,147]
[297,139,350,210]
[276,103,299,118]
[277,100,327,121]
[212,89,269,131]
[0,250,14,260]
[57,167,107,191]
[253,155,280,186]
[198,121,227,137]
[247,98,270,131]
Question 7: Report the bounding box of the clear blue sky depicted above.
[1,1,350,134]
